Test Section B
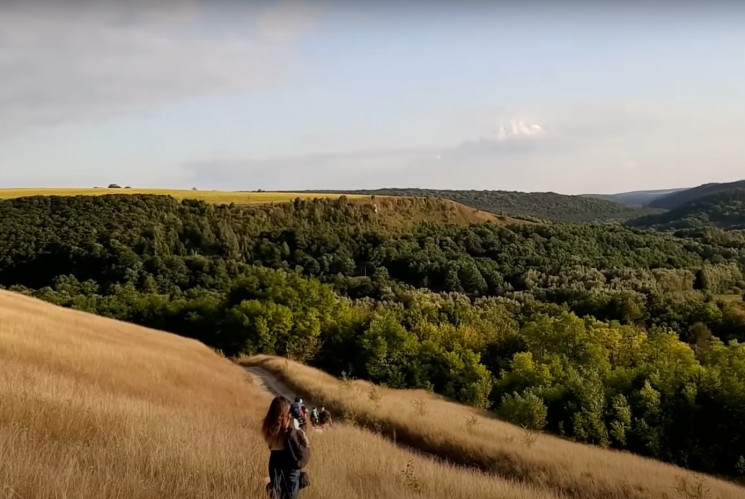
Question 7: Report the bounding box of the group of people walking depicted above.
[261,395,334,499]
[290,397,334,430]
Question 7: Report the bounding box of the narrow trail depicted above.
[244,365,327,434]
[244,365,301,401]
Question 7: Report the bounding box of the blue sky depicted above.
[1,1,744,194]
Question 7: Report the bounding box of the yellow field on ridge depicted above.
[0,187,365,205]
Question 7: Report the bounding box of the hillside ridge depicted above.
[317,188,660,222]
[243,355,745,499]
[0,290,559,499]
[649,179,745,209]
[630,188,745,229]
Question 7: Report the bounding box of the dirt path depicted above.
[244,365,301,401]
[244,366,328,433]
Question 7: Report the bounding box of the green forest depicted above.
[2,194,745,477]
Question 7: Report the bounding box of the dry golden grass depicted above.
[0,187,365,205]
[0,291,556,499]
[243,355,745,499]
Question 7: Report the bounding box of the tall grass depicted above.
[0,291,555,499]
[243,355,745,499]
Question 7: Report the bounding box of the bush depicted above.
[497,391,548,430]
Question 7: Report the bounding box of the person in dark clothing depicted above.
[290,397,304,429]
[318,406,334,428]
[262,396,310,499]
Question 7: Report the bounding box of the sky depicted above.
[1,0,745,194]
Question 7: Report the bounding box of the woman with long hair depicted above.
[262,396,309,499]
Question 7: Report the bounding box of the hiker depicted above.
[262,396,311,499]
[290,397,304,429]
[318,406,334,428]
[310,407,320,427]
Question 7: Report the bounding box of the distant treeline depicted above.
[2,194,745,476]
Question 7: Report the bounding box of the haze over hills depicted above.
[585,188,688,207]
[648,179,745,210]
[630,188,745,230]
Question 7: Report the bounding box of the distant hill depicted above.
[630,188,745,229]
[0,189,522,228]
[586,188,687,207]
[321,188,661,223]
[649,179,745,209]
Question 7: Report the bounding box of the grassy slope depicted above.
[242,355,745,499]
[0,291,553,499]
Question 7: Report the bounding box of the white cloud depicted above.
[0,0,319,137]
[496,120,545,141]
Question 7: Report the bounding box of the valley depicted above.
[1,187,745,497]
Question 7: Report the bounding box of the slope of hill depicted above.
[245,355,745,499]
[585,188,687,207]
[649,180,745,209]
[323,188,661,222]
[0,290,556,499]
[630,189,745,229]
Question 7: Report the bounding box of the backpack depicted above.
[285,429,311,469]
[290,402,302,420]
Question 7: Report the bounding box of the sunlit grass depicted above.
[243,355,745,499]
[0,188,366,205]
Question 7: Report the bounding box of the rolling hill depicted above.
[649,179,745,210]
[630,188,745,229]
[243,355,745,499]
[0,190,522,230]
[0,290,555,499]
[3,290,743,499]
[322,188,661,222]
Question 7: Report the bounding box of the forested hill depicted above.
[631,189,745,230]
[3,194,745,477]
[649,179,745,209]
[586,188,686,207]
[320,188,661,222]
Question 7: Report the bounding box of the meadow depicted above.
[0,187,365,205]
[243,355,745,499]
[0,290,556,499]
